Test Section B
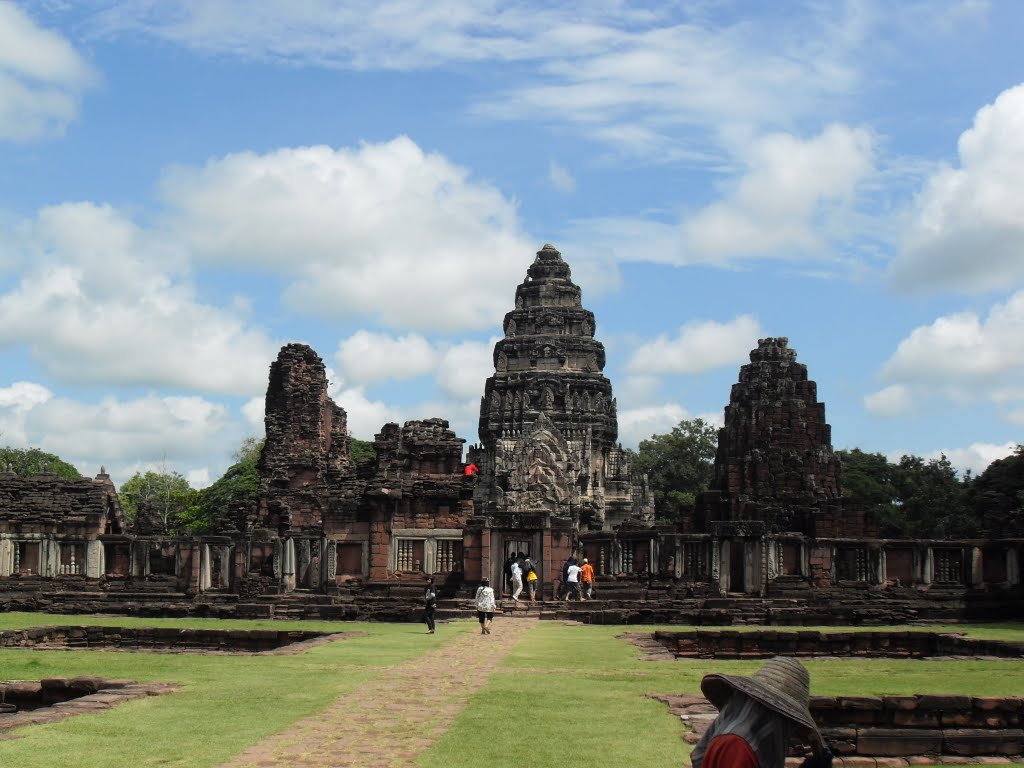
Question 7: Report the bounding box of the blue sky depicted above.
[1,0,1023,489]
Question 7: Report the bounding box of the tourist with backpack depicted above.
[524,556,539,601]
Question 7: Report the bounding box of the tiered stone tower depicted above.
[696,337,842,535]
[468,244,652,531]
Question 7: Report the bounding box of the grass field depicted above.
[0,613,1022,767]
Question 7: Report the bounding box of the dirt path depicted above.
[217,618,534,768]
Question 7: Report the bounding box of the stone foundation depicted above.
[652,630,1024,659]
[1,677,175,736]
[0,626,350,654]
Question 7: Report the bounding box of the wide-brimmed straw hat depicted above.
[701,657,823,750]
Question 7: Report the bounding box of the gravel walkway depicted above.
[217,619,534,768]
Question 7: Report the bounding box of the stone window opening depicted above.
[835,546,869,582]
[620,545,634,574]
[777,541,803,576]
[249,544,275,576]
[335,542,363,576]
[683,542,708,579]
[15,541,41,575]
[396,539,425,572]
[933,548,964,584]
[434,540,462,574]
[148,545,177,576]
[58,542,86,576]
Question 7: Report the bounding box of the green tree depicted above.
[0,446,80,479]
[119,468,196,534]
[350,435,375,462]
[233,436,264,465]
[839,449,977,538]
[183,438,263,534]
[837,448,901,533]
[892,453,975,538]
[969,444,1024,538]
[630,418,718,524]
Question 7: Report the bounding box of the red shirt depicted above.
[463,463,479,477]
[700,734,758,768]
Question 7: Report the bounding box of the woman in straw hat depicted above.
[690,656,831,768]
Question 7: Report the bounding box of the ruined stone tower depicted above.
[467,244,653,531]
[697,336,842,535]
[257,343,358,534]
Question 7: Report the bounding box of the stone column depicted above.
[424,538,436,576]
[44,538,59,577]
[674,539,683,579]
[200,544,211,592]
[86,540,102,578]
[649,539,656,575]
[0,537,12,577]
[877,546,887,583]
[282,538,296,592]
[711,537,722,595]
[922,547,933,586]
[1007,548,1020,586]
[221,546,233,589]
[970,546,984,588]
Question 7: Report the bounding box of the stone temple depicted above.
[0,244,1021,623]
[466,244,654,585]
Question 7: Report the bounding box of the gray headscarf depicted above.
[690,691,791,768]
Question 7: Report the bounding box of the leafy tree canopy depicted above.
[969,444,1024,538]
[838,449,974,538]
[630,418,717,524]
[119,469,196,535]
[350,436,375,462]
[0,446,81,480]
[182,437,264,535]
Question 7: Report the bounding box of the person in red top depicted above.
[463,463,479,478]
[579,558,595,600]
[690,657,831,768]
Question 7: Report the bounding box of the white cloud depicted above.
[159,137,533,331]
[880,291,1024,382]
[84,2,873,160]
[616,402,691,450]
[335,331,440,386]
[891,82,1024,293]
[0,387,239,486]
[241,396,265,434]
[436,339,499,399]
[925,441,1017,477]
[332,385,403,441]
[683,125,875,262]
[863,384,913,417]
[627,314,761,375]
[0,3,97,140]
[0,203,278,394]
[548,161,576,194]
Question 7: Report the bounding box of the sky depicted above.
[1,0,1023,490]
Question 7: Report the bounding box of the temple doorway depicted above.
[494,534,540,596]
[729,540,745,593]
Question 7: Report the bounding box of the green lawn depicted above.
[0,613,1022,767]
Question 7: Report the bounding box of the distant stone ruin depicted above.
[0,244,1020,623]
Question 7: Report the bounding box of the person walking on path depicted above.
[475,577,497,634]
[524,556,539,601]
[565,559,582,601]
[510,558,524,601]
[580,558,595,600]
[423,577,437,634]
[690,656,831,768]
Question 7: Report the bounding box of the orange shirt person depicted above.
[580,558,595,600]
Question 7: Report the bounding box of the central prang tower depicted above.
[467,244,652,531]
